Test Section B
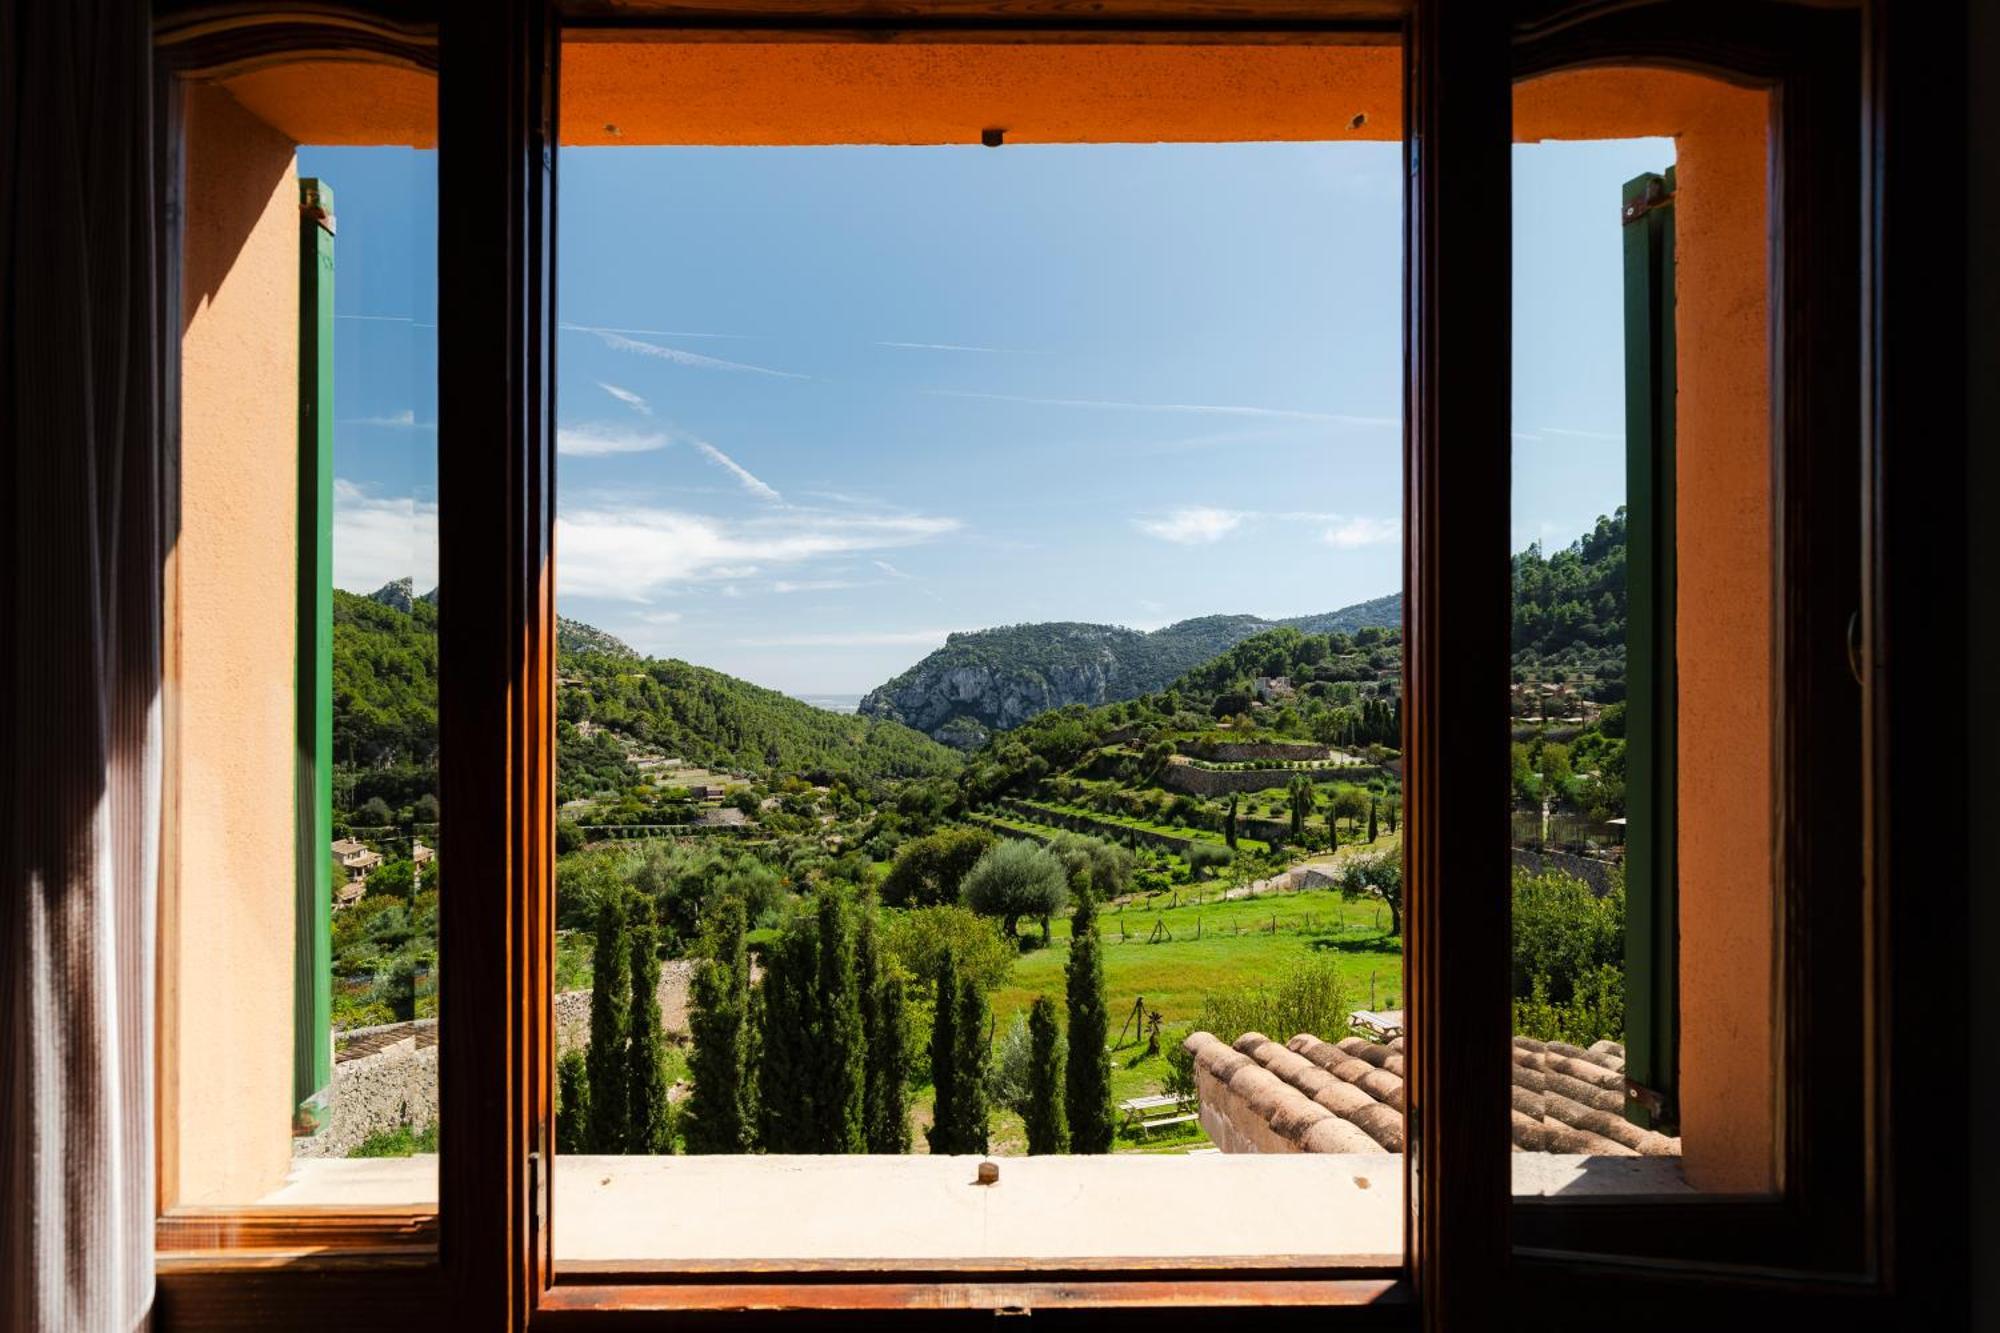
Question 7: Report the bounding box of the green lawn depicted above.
[984,886,1402,1154]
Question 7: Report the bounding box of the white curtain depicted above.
[2,0,162,1327]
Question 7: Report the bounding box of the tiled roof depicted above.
[1184,1029,1680,1157]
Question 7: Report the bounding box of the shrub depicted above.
[880,827,996,909]
[556,1050,591,1155]
[1047,831,1135,900]
[1510,868,1625,1045]
[1195,956,1355,1045]
[880,906,1014,1000]
[986,1011,1035,1115]
[1184,842,1234,878]
[961,838,1071,942]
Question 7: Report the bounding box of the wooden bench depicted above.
[1138,1112,1199,1136]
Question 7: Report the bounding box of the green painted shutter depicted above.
[294,178,336,1130]
[1621,169,1677,1130]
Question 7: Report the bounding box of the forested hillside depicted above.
[333,585,960,828]
[1512,507,1627,693]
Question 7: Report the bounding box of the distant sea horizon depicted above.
[790,692,863,715]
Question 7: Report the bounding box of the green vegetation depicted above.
[684,896,755,1153]
[586,894,631,1152]
[1064,883,1114,1154]
[349,1120,438,1158]
[1511,867,1625,1046]
[961,837,1071,943]
[1023,996,1068,1155]
[925,949,991,1155]
[758,887,867,1153]
[625,907,674,1154]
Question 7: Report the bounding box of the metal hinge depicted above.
[1622,182,1676,225]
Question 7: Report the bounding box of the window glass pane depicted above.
[550,39,1406,1268]
[168,66,438,1207]
[1507,69,1777,1199]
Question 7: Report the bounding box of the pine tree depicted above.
[925,949,962,1154]
[625,906,673,1154]
[857,907,911,1153]
[556,1049,591,1155]
[585,893,630,1153]
[685,895,752,1153]
[1023,995,1069,1155]
[1064,876,1114,1153]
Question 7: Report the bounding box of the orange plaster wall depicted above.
[171,83,302,1205]
[1518,70,1776,1194]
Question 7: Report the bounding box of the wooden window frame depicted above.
[143,1,1975,1328]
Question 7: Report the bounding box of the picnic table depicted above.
[1348,1008,1405,1042]
[1117,1092,1198,1136]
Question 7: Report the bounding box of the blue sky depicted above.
[302,135,1670,696]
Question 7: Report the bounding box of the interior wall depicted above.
[170,82,300,1205]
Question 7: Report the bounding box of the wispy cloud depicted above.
[556,505,959,602]
[332,479,437,592]
[688,437,782,502]
[597,382,652,415]
[567,325,807,379]
[877,341,1043,354]
[563,322,756,342]
[923,388,1396,427]
[732,628,957,649]
[1322,516,1400,549]
[557,422,669,456]
[1135,506,1246,545]
[336,313,437,330]
[771,579,862,594]
[339,408,434,430]
[872,559,912,580]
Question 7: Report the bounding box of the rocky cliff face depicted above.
[859,599,1401,745]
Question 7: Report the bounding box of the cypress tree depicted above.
[685,895,752,1153]
[925,949,962,1154]
[1367,795,1379,844]
[871,967,912,1153]
[755,887,866,1153]
[585,893,630,1153]
[1024,995,1069,1155]
[857,907,911,1153]
[1225,795,1239,849]
[948,966,991,1155]
[756,911,815,1151]
[1065,876,1114,1153]
[556,1049,591,1156]
[811,887,866,1153]
[626,907,673,1154]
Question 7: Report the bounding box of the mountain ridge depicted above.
[857,594,1405,747]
